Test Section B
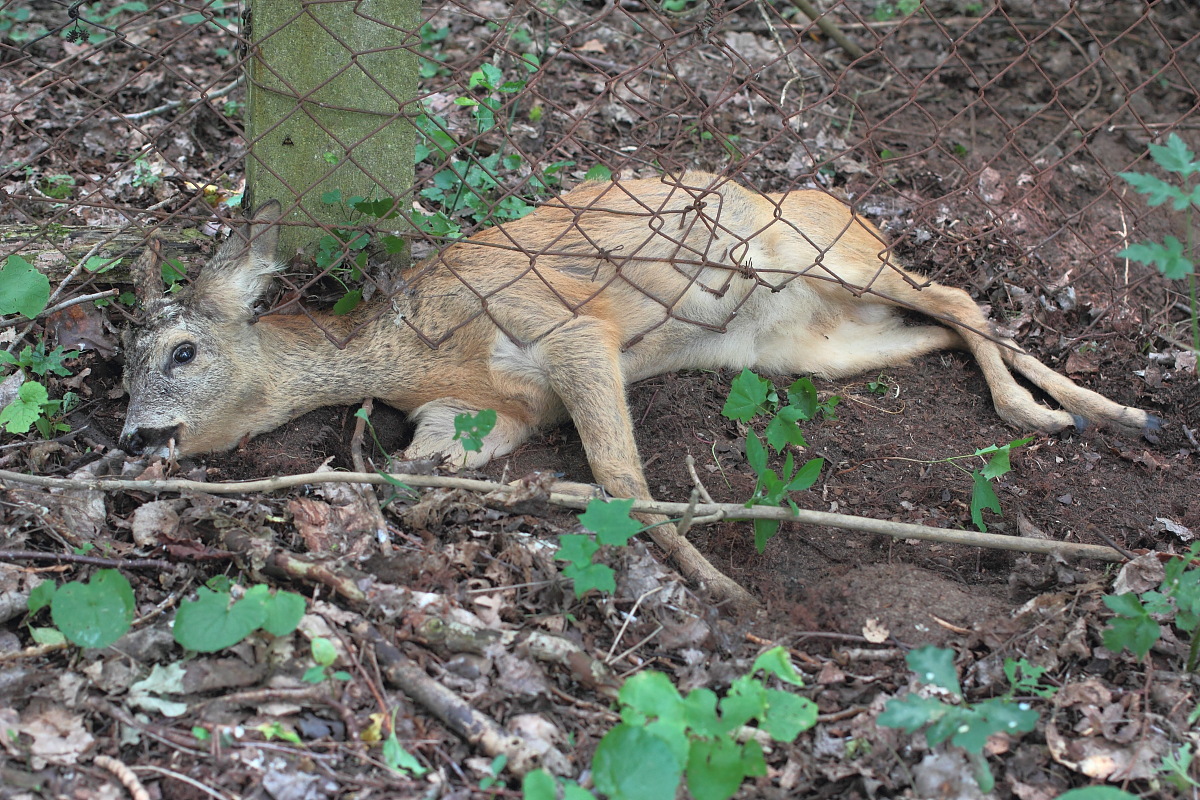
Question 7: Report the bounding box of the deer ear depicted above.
[192,201,284,317]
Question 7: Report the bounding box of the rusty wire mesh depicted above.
[1,0,1198,353]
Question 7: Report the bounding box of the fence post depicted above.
[245,0,419,257]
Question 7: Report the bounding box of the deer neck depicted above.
[253,309,417,416]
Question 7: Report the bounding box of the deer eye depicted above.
[172,343,196,365]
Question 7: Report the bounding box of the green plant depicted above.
[556,497,643,597]
[418,21,452,79]
[452,409,498,453]
[878,646,1041,794]
[412,59,573,238]
[62,1,149,45]
[302,637,352,684]
[0,337,80,438]
[27,569,135,649]
[479,755,508,791]
[0,4,48,42]
[524,647,817,800]
[1102,542,1200,671]
[865,373,891,395]
[39,173,74,200]
[1160,743,1200,792]
[872,0,921,23]
[1118,133,1200,352]
[720,369,833,550]
[172,577,306,653]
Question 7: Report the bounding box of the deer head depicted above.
[119,202,284,456]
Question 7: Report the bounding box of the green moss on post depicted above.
[245,0,419,258]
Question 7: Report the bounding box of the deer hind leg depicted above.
[537,317,759,612]
[860,273,1157,434]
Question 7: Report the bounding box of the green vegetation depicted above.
[556,498,643,597]
[1118,133,1200,352]
[524,647,817,800]
[878,645,1044,794]
[302,637,352,684]
[720,369,833,550]
[1102,542,1200,672]
[452,408,498,453]
[0,329,80,439]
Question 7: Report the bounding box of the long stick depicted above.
[0,468,1127,563]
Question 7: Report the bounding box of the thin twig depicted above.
[0,468,1131,563]
[0,289,119,330]
[0,550,174,570]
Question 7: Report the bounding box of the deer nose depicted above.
[119,425,178,455]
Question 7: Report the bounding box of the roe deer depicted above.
[120,172,1157,608]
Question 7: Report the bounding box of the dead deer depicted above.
[120,173,1157,609]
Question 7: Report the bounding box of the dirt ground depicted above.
[2,1,1199,798]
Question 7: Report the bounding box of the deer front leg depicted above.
[405,399,536,469]
[537,318,760,613]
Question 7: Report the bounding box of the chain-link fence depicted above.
[2,0,1197,352]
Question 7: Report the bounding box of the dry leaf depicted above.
[862,618,889,643]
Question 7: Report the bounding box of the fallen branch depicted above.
[0,468,1129,563]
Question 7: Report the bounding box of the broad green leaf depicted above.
[619,671,684,720]
[745,430,768,477]
[173,586,268,652]
[1,380,49,434]
[951,697,1039,752]
[753,518,781,552]
[686,736,746,800]
[1056,788,1140,800]
[382,733,428,776]
[311,637,338,667]
[1101,614,1160,660]
[593,724,684,800]
[764,405,808,452]
[522,770,558,800]
[785,377,818,419]
[786,457,823,492]
[877,693,951,733]
[585,164,612,181]
[331,289,362,315]
[1102,592,1147,618]
[562,562,615,597]
[578,497,640,546]
[751,646,805,686]
[761,689,818,741]
[261,590,305,636]
[906,645,962,696]
[682,688,721,737]
[27,580,55,614]
[722,369,771,421]
[719,675,767,732]
[969,470,1000,532]
[0,255,51,318]
[50,569,135,649]
[556,534,600,567]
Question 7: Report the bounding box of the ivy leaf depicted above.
[555,534,599,567]
[578,497,641,546]
[173,586,268,652]
[562,561,615,597]
[761,689,818,742]
[722,369,771,421]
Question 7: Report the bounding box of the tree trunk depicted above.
[245,0,420,258]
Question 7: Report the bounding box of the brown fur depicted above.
[122,172,1157,514]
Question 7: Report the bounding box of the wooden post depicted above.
[245,0,419,257]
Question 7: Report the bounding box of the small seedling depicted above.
[721,369,832,550]
[452,408,497,453]
[1118,133,1200,352]
[878,645,1041,794]
[302,637,351,683]
[0,337,80,439]
[556,497,642,597]
[525,646,816,800]
[1102,542,1200,671]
